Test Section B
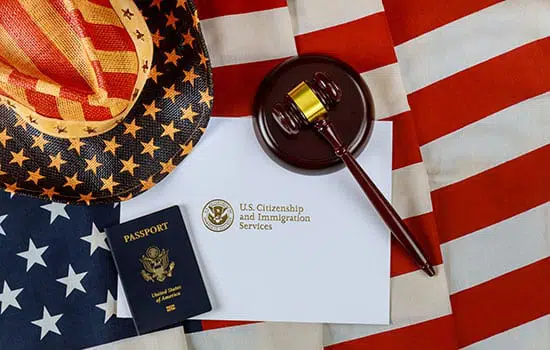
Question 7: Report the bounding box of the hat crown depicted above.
[0,0,147,137]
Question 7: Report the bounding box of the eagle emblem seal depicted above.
[202,199,234,232]
[140,246,175,283]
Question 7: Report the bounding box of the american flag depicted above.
[0,192,136,348]
[1,0,548,349]
[0,192,203,348]
[187,0,548,348]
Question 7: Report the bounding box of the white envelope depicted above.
[118,117,392,324]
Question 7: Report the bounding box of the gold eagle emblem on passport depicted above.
[140,246,175,282]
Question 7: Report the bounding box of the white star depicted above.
[31,306,63,340]
[56,265,87,297]
[95,290,116,323]
[17,238,48,271]
[80,223,110,256]
[0,281,23,314]
[0,214,6,235]
[40,203,70,224]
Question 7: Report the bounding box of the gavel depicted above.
[272,72,436,277]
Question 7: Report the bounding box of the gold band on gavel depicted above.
[287,82,327,123]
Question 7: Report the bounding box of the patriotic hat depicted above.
[0,0,212,205]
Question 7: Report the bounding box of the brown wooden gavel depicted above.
[272,72,436,277]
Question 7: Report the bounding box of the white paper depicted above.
[119,117,392,324]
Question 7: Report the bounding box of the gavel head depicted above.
[272,72,342,135]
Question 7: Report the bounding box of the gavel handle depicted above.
[314,119,436,277]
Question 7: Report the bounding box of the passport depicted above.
[106,205,211,334]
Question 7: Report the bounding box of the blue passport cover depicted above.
[106,206,211,334]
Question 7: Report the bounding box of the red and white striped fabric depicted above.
[181,0,549,348]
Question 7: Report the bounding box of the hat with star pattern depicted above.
[0,0,212,204]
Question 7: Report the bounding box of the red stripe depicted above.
[383,0,503,45]
[77,21,135,52]
[81,103,112,121]
[88,0,110,6]
[26,90,62,119]
[450,258,549,347]
[432,146,550,244]
[295,13,397,74]
[212,57,289,116]
[391,211,442,277]
[325,315,457,350]
[0,0,91,92]
[59,87,89,102]
[201,320,258,331]
[49,0,88,38]
[195,0,287,20]
[58,71,134,104]
[409,38,550,145]
[90,60,107,92]
[103,72,136,100]
[56,62,107,104]
[48,0,135,52]
[7,71,39,91]
[385,111,423,170]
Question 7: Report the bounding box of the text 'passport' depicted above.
[106,206,211,334]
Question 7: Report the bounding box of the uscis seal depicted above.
[202,199,234,232]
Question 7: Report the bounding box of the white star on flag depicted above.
[95,290,116,323]
[56,265,88,297]
[80,223,110,256]
[40,203,70,224]
[17,238,49,272]
[0,214,6,235]
[0,281,23,314]
[31,306,63,340]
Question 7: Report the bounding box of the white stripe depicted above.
[392,162,433,219]
[201,8,297,67]
[422,92,550,191]
[441,204,549,294]
[188,323,323,350]
[395,0,550,93]
[89,326,188,350]
[461,315,549,350]
[288,0,384,35]
[361,63,410,120]
[323,266,452,346]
